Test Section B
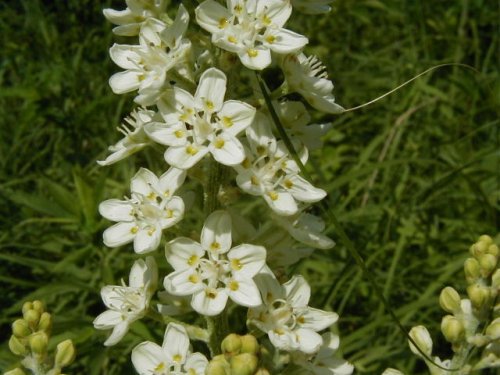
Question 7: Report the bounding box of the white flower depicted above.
[290,0,334,14]
[109,5,191,105]
[98,107,156,166]
[93,257,157,346]
[248,272,338,354]
[103,0,169,36]
[132,322,208,375]
[282,53,344,114]
[275,101,332,150]
[195,0,308,70]
[164,210,266,316]
[145,68,256,169]
[293,332,354,375]
[234,114,326,216]
[99,167,186,253]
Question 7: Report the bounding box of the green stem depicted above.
[203,157,229,356]
[147,309,209,342]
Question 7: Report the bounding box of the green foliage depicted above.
[0,0,497,373]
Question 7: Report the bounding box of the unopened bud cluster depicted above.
[207,334,268,375]
[6,301,75,375]
[406,235,500,374]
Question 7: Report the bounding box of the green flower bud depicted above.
[467,284,490,310]
[487,244,499,257]
[12,319,31,337]
[55,339,76,368]
[230,353,259,375]
[464,258,481,283]
[240,334,259,355]
[492,269,500,289]
[23,309,40,329]
[29,331,48,355]
[478,254,498,277]
[254,369,271,375]
[485,319,500,340]
[206,355,230,375]
[439,287,461,313]
[38,312,52,333]
[32,300,44,314]
[8,335,27,356]
[221,334,242,356]
[4,368,27,375]
[22,301,33,315]
[408,325,433,357]
[478,235,493,246]
[441,315,465,343]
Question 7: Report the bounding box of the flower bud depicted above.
[23,309,40,329]
[478,235,493,246]
[206,355,230,375]
[4,368,27,375]
[55,339,76,368]
[240,334,259,355]
[467,284,490,310]
[12,319,31,337]
[408,325,432,357]
[221,334,242,356]
[254,369,271,375]
[492,269,500,289]
[8,335,27,356]
[441,315,465,343]
[464,258,481,283]
[29,331,48,355]
[439,287,461,313]
[38,312,52,333]
[32,300,44,314]
[22,301,33,315]
[230,353,259,375]
[478,254,497,277]
[485,319,500,340]
[487,244,499,257]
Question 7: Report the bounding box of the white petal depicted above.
[145,121,188,146]
[103,222,137,247]
[131,168,159,197]
[163,323,190,364]
[257,0,292,28]
[161,4,189,48]
[191,288,228,316]
[100,286,128,310]
[227,278,262,307]
[218,100,256,136]
[158,167,187,195]
[97,143,147,166]
[295,328,323,354]
[263,190,298,216]
[133,226,162,254]
[185,353,209,375]
[195,0,232,34]
[104,321,130,346]
[131,341,165,374]
[284,175,326,202]
[284,275,311,307]
[103,8,135,26]
[300,90,344,114]
[164,268,205,296]
[160,196,185,228]
[263,28,308,54]
[210,135,245,166]
[165,237,204,270]
[195,68,227,113]
[93,310,123,329]
[99,199,134,222]
[268,328,298,351]
[165,144,209,169]
[227,244,266,277]
[238,46,272,70]
[129,258,149,288]
[201,210,232,254]
[109,43,142,69]
[109,70,143,94]
[297,307,338,331]
[254,272,284,304]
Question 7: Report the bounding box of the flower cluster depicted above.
[95,1,351,374]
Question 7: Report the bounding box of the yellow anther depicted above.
[250,175,259,185]
[214,138,225,149]
[273,328,285,335]
[265,35,276,44]
[267,191,279,201]
[173,354,183,363]
[218,17,228,29]
[206,289,217,299]
[247,49,258,58]
[228,35,238,44]
[284,179,293,189]
[222,116,233,127]
[205,100,214,111]
[155,363,166,372]
[147,227,156,236]
[186,144,198,155]
[147,192,156,200]
[165,209,173,218]
[242,158,251,169]
[231,258,242,271]
[229,280,239,291]
[262,15,272,26]
[188,274,200,283]
[187,255,198,266]
[174,130,184,138]
[297,316,305,324]
[131,226,139,234]
[256,146,266,155]
[211,242,221,251]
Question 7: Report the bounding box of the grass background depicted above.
[0,0,498,373]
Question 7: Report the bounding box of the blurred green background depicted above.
[0,0,498,373]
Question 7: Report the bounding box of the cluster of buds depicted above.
[6,301,75,375]
[206,333,268,375]
[388,235,499,374]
